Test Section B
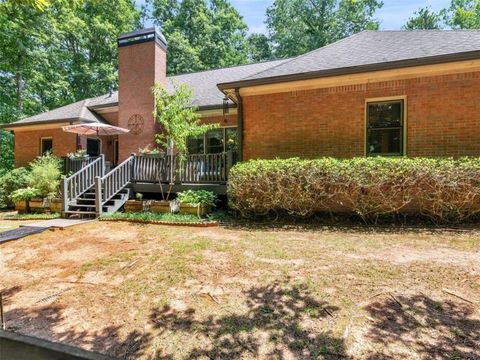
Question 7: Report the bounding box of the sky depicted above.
[139,0,453,33]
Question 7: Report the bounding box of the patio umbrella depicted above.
[62,123,130,136]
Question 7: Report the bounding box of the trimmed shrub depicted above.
[228,157,480,223]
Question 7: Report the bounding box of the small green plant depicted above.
[177,190,216,207]
[100,212,204,223]
[11,187,41,202]
[136,192,144,201]
[27,153,62,198]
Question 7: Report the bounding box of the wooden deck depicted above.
[61,152,234,217]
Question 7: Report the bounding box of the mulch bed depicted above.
[98,218,219,227]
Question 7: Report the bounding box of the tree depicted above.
[0,0,141,123]
[266,0,383,58]
[445,0,480,28]
[0,131,14,176]
[149,0,250,74]
[152,82,217,194]
[247,33,273,62]
[403,7,443,29]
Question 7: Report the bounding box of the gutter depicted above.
[235,88,243,162]
[218,50,480,90]
[0,118,97,130]
[197,103,237,111]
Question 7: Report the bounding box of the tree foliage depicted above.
[266,0,383,58]
[247,33,274,62]
[0,130,14,176]
[0,0,141,123]
[149,0,249,75]
[446,0,480,28]
[152,82,217,157]
[403,7,443,30]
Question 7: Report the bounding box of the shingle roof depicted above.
[219,30,480,88]
[10,99,104,126]
[6,30,480,128]
[168,59,288,108]
[88,59,288,109]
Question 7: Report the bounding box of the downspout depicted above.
[234,88,243,162]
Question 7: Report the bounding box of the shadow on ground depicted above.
[2,285,149,359]
[150,280,344,359]
[363,294,480,359]
[3,286,480,359]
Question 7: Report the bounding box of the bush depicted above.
[177,190,216,207]
[27,153,62,198]
[11,187,41,202]
[228,157,480,223]
[0,167,30,208]
[0,130,14,176]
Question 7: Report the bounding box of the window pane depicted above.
[187,135,204,154]
[206,129,224,154]
[368,101,402,128]
[368,129,401,155]
[41,139,53,155]
[225,128,238,152]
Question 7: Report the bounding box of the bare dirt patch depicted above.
[1,221,479,359]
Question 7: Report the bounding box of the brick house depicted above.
[3,28,480,216]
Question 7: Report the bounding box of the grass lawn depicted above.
[0,219,35,231]
[1,221,479,359]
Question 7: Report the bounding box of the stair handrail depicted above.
[95,155,134,216]
[61,154,105,214]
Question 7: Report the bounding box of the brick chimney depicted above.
[117,27,167,161]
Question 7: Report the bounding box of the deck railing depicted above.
[95,155,134,215]
[132,151,234,184]
[63,156,98,175]
[61,155,105,212]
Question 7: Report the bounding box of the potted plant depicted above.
[67,149,89,161]
[11,187,40,213]
[138,145,164,158]
[176,190,216,217]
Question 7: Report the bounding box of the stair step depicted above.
[64,210,97,215]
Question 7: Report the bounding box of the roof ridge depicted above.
[239,31,369,82]
[169,57,291,78]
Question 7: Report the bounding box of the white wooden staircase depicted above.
[61,155,133,219]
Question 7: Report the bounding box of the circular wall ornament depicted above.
[128,114,144,135]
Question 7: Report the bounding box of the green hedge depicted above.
[227,157,480,223]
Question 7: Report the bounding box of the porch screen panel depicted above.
[367,100,404,156]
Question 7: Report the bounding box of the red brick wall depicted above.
[14,128,77,167]
[242,71,480,159]
[118,40,166,161]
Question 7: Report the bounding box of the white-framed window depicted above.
[40,137,53,155]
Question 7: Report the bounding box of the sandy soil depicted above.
[1,221,479,359]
